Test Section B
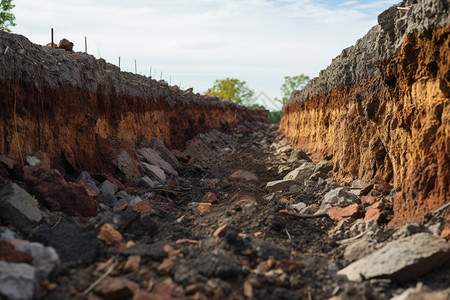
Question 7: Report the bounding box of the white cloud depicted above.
[12,0,396,110]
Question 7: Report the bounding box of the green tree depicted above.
[275,74,311,106]
[206,77,254,105]
[0,0,16,32]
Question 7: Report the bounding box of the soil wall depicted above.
[0,32,267,174]
[279,0,450,226]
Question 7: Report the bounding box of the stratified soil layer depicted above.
[280,17,449,226]
[0,32,267,175]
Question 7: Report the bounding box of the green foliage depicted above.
[267,111,281,124]
[275,74,311,106]
[206,77,254,105]
[249,103,265,110]
[0,0,15,32]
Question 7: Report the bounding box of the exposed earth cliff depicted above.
[280,0,450,226]
[0,32,267,176]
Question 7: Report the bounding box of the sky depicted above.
[11,0,398,110]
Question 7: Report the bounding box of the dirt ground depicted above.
[28,123,450,300]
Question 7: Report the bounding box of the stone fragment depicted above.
[77,171,101,193]
[25,155,40,167]
[99,180,118,195]
[130,201,156,216]
[0,240,33,263]
[10,239,60,281]
[0,261,35,300]
[364,207,382,221]
[351,180,367,189]
[275,145,292,155]
[184,138,216,162]
[314,160,333,174]
[283,162,316,184]
[94,278,139,300]
[123,255,141,273]
[265,180,298,193]
[138,176,154,188]
[150,138,181,168]
[97,223,123,245]
[117,150,143,181]
[57,38,74,51]
[31,220,99,267]
[129,196,143,206]
[27,169,98,218]
[328,204,360,221]
[157,258,174,275]
[0,183,43,232]
[338,233,450,282]
[201,192,218,203]
[198,203,213,214]
[315,186,360,215]
[287,149,311,162]
[142,163,166,182]
[391,288,450,300]
[137,148,178,176]
[171,149,189,163]
[229,170,259,182]
[392,222,426,240]
[344,239,377,262]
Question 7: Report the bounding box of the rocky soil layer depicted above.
[1,123,450,300]
[0,30,267,176]
[279,0,450,226]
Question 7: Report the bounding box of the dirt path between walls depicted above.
[1,122,450,300]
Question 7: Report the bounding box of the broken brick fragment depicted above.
[328,204,360,221]
[97,223,123,245]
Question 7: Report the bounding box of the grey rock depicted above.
[138,175,155,188]
[314,160,333,174]
[140,192,155,201]
[392,222,426,239]
[115,191,132,206]
[14,241,60,280]
[309,171,328,181]
[0,226,21,240]
[77,171,101,193]
[99,180,118,196]
[351,179,367,189]
[142,163,166,182]
[150,138,181,169]
[31,220,99,268]
[338,233,450,282]
[138,148,178,176]
[283,162,316,184]
[0,183,43,232]
[0,261,36,300]
[344,238,377,262]
[102,193,119,208]
[117,150,142,180]
[315,186,360,215]
[265,180,298,193]
[77,171,93,183]
[25,155,40,167]
[129,196,142,206]
[287,149,311,162]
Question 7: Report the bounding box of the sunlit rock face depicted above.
[280,0,450,226]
